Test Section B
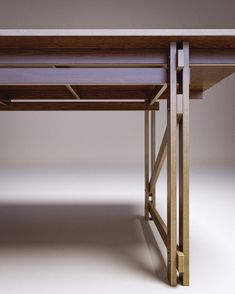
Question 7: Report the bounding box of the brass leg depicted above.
[167,42,178,286]
[179,42,190,286]
[151,110,156,208]
[144,42,190,287]
[145,110,150,220]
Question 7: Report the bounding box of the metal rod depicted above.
[148,202,167,247]
[178,42,190,286]
[144,110,150,220]
[66,85,80,99]
[149,126,167,193]
[167,42,178,286]
[150,84,167,105]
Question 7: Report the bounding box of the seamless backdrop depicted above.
[0,1,234,294]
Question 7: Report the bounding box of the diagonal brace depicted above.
[149,126,167,193]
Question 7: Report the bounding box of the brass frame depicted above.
[145,42,190,286]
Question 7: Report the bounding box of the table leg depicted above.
[178,42,190,286]
[145,110,150,220]
[167,42,178,286]
[144,42,190,287]
[151,110,156,209]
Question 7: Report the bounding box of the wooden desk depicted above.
[0,29,235,286]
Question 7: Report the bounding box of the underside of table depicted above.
[0,29,235,286]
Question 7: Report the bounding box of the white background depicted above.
[0,1,234,293]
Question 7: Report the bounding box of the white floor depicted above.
[0,165,234,293]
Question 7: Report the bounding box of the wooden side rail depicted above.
[0,48,235,66]
[0,101,159,111]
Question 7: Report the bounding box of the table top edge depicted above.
[0,29,235,37]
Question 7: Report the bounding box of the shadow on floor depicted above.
[0,201,167,283]
[139,216,167,283]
